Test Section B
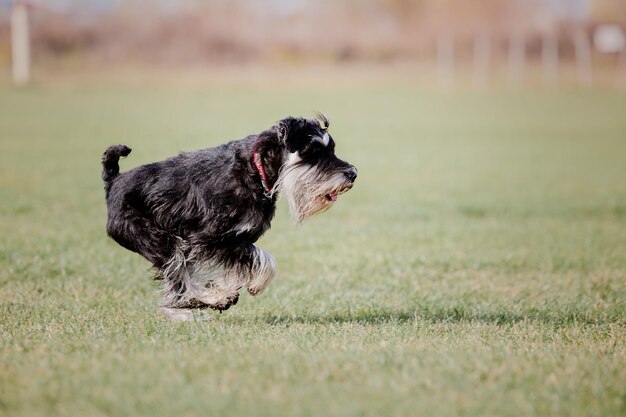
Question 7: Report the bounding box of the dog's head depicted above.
[272,113,357,223]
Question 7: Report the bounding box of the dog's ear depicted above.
[275,117,301,145]
[276,121,289,143]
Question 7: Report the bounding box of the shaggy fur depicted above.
[102,114,356,318]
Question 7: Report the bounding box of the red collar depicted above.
[253,147,272,197]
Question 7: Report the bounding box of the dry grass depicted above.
[0,78,625,417]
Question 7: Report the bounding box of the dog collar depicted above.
[253,149,272,198]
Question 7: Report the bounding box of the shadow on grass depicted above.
[240,306,621,327]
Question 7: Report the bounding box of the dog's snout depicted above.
[345,166,358,182]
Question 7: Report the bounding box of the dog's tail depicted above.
[102,145,131,193]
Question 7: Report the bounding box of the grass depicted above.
[0,79,625,417]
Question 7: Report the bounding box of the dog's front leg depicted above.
[187,244,275,310]
[190,262,244,311]
[246,246,277,296]
[197,245,276,302]
[159,242,242,312]
[160,243,277,315]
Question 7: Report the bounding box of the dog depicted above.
[102,113,357,319]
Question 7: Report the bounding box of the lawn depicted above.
[0,79,625,417]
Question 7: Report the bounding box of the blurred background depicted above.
[1,0,626,87]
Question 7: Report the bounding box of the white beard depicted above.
[272,154,353,224]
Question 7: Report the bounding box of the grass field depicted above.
[1,79,625,417]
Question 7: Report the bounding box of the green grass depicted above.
[1,81,625,417]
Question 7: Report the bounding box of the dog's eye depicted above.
[300,142,325,159]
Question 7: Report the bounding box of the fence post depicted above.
[473,33,490,89]
[542,34,558,88]
[508,33,525,89]
[11,1,31,86]
[572,28,592,88]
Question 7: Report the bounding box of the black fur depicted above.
[102,115,356,313]
[102,145,131,195]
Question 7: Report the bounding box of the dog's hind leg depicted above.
[159,239,202,310]
[106,203,176,270]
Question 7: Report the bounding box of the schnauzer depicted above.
[102,113,357,319]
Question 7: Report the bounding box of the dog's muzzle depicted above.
[324,165,357,203]
[345,166,358,182]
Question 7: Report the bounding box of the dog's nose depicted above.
[345,166,358,182]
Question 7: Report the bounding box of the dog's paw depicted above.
[247,286,264,296]
[208,292,240,311]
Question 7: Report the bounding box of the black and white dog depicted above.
[102,113,357,318]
